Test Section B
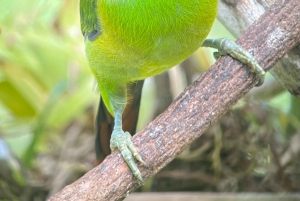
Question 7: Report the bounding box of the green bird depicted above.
[80,0,265,182]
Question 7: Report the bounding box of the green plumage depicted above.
[81,0,217,114]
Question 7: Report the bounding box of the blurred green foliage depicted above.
[0,0,97,166]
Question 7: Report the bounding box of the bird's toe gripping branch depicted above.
[202,38,265,86]
[110,129,145,183]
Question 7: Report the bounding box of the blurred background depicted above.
[0,0,299,200]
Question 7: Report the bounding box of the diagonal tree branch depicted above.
[48,0,300,200]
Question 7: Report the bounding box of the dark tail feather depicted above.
[95,80,145,164]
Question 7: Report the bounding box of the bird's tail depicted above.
[95,80,145,164]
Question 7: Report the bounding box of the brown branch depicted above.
[218,0,300,97]
[48,1,300,200]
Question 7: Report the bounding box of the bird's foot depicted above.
[202,38,265,86]
[110,129,145,183]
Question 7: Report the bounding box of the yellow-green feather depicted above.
[81,0,218,115]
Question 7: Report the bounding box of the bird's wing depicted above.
[80,0,101,41]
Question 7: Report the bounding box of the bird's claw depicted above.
[202,38,265,86]
[110,129,145,183]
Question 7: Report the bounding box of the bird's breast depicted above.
[92,0,218,80]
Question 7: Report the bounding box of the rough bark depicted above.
[218,0,300,97]
[48,0,300,200]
